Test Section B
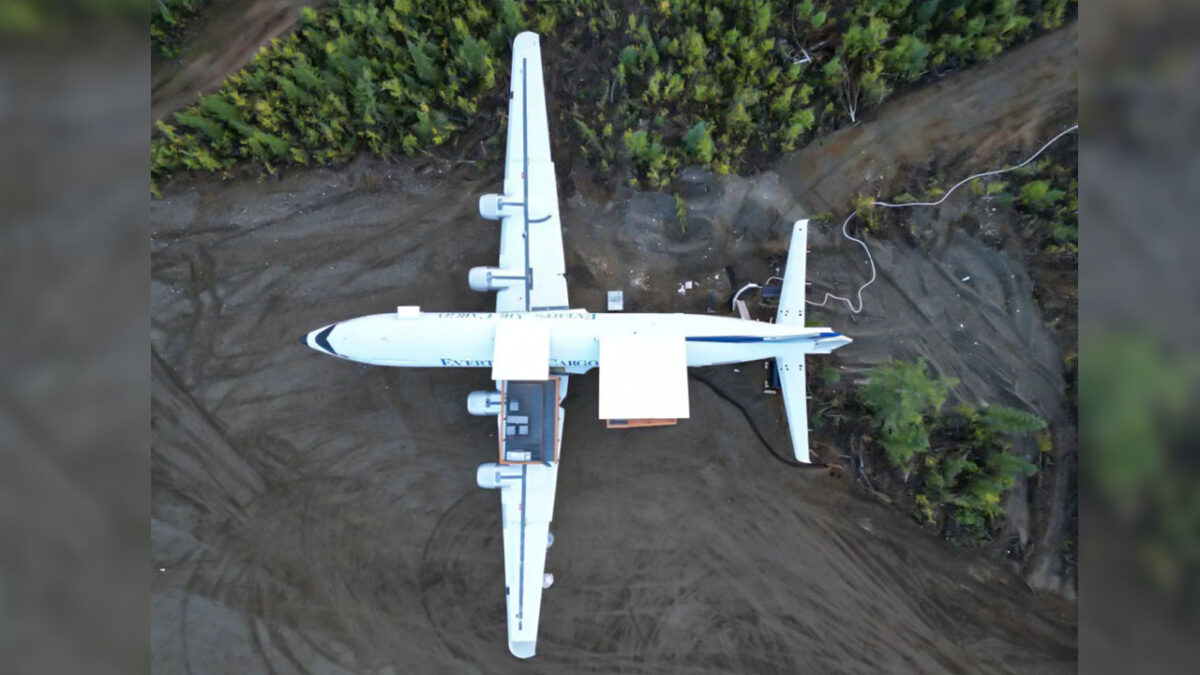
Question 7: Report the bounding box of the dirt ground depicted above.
[151,0,323,127]
[151,22,1078,675]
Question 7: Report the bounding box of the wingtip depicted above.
[514,31,540,47]
[509,641,537,659]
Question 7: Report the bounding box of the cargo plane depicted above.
[302,32,850,658]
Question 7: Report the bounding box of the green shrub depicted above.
[1008,137,1078,251]
[152,0,1076,192]
[1019,179,1066,213]
[886,34,931,82]
[859,358,954,468]
[594,0,1069,185]
[152,0,522,188]
[922,403,1042,543]
[980,404,1048,435]
[889,133,1076,253]
[681,121,715,163]
[858,358,1045,544]
[152,0,208,57]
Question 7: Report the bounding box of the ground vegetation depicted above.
[151,0,1076,193]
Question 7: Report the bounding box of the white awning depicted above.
[598,335,690,419]
[492,320,550,381]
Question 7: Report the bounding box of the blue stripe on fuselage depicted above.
[685,332,842,344]
[685,335,766,343]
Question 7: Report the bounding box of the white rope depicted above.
[805,124,1079,314]
[806,211,876,313]
[730,282,761,310]
[728,277,790,312]
[871,124,1079,209]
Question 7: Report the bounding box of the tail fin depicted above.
[776,219,808,326]
[776,356,810,463]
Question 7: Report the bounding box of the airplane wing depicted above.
[476,376,568,659]
[473,32,571,660]
[494,32,569,313]
[497,461,559,658]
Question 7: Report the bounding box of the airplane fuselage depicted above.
[304,309,848,372]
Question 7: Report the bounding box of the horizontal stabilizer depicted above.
[776,355,810,463]
[776,219,808,326]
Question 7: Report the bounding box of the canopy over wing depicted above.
[491,320,550,382]
[597,335,691,420]
[495,32,569,313]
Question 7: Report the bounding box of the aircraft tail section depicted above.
[776,355,810,463]
[775,220,813,462]
[776,219,808,326]
[775,218,851,463]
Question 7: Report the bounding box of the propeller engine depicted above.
[478,193,515,220]
[476,462,522,490]
[469,266,522,292]
[468,390,502,416]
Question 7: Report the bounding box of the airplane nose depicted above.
[302,324,339,356]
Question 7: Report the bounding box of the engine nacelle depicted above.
[469,266,519,292]
[479,193,505,220]
[477,462,503,490]
[468,390,502,416]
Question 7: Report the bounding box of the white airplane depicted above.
[302,32,851,659]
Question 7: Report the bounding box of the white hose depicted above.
[806,211,877,314]
[806,124,1079,314]
[871,124,1079,209]
[731,283,761,310]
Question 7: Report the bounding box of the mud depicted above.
[152,23,1078,675]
